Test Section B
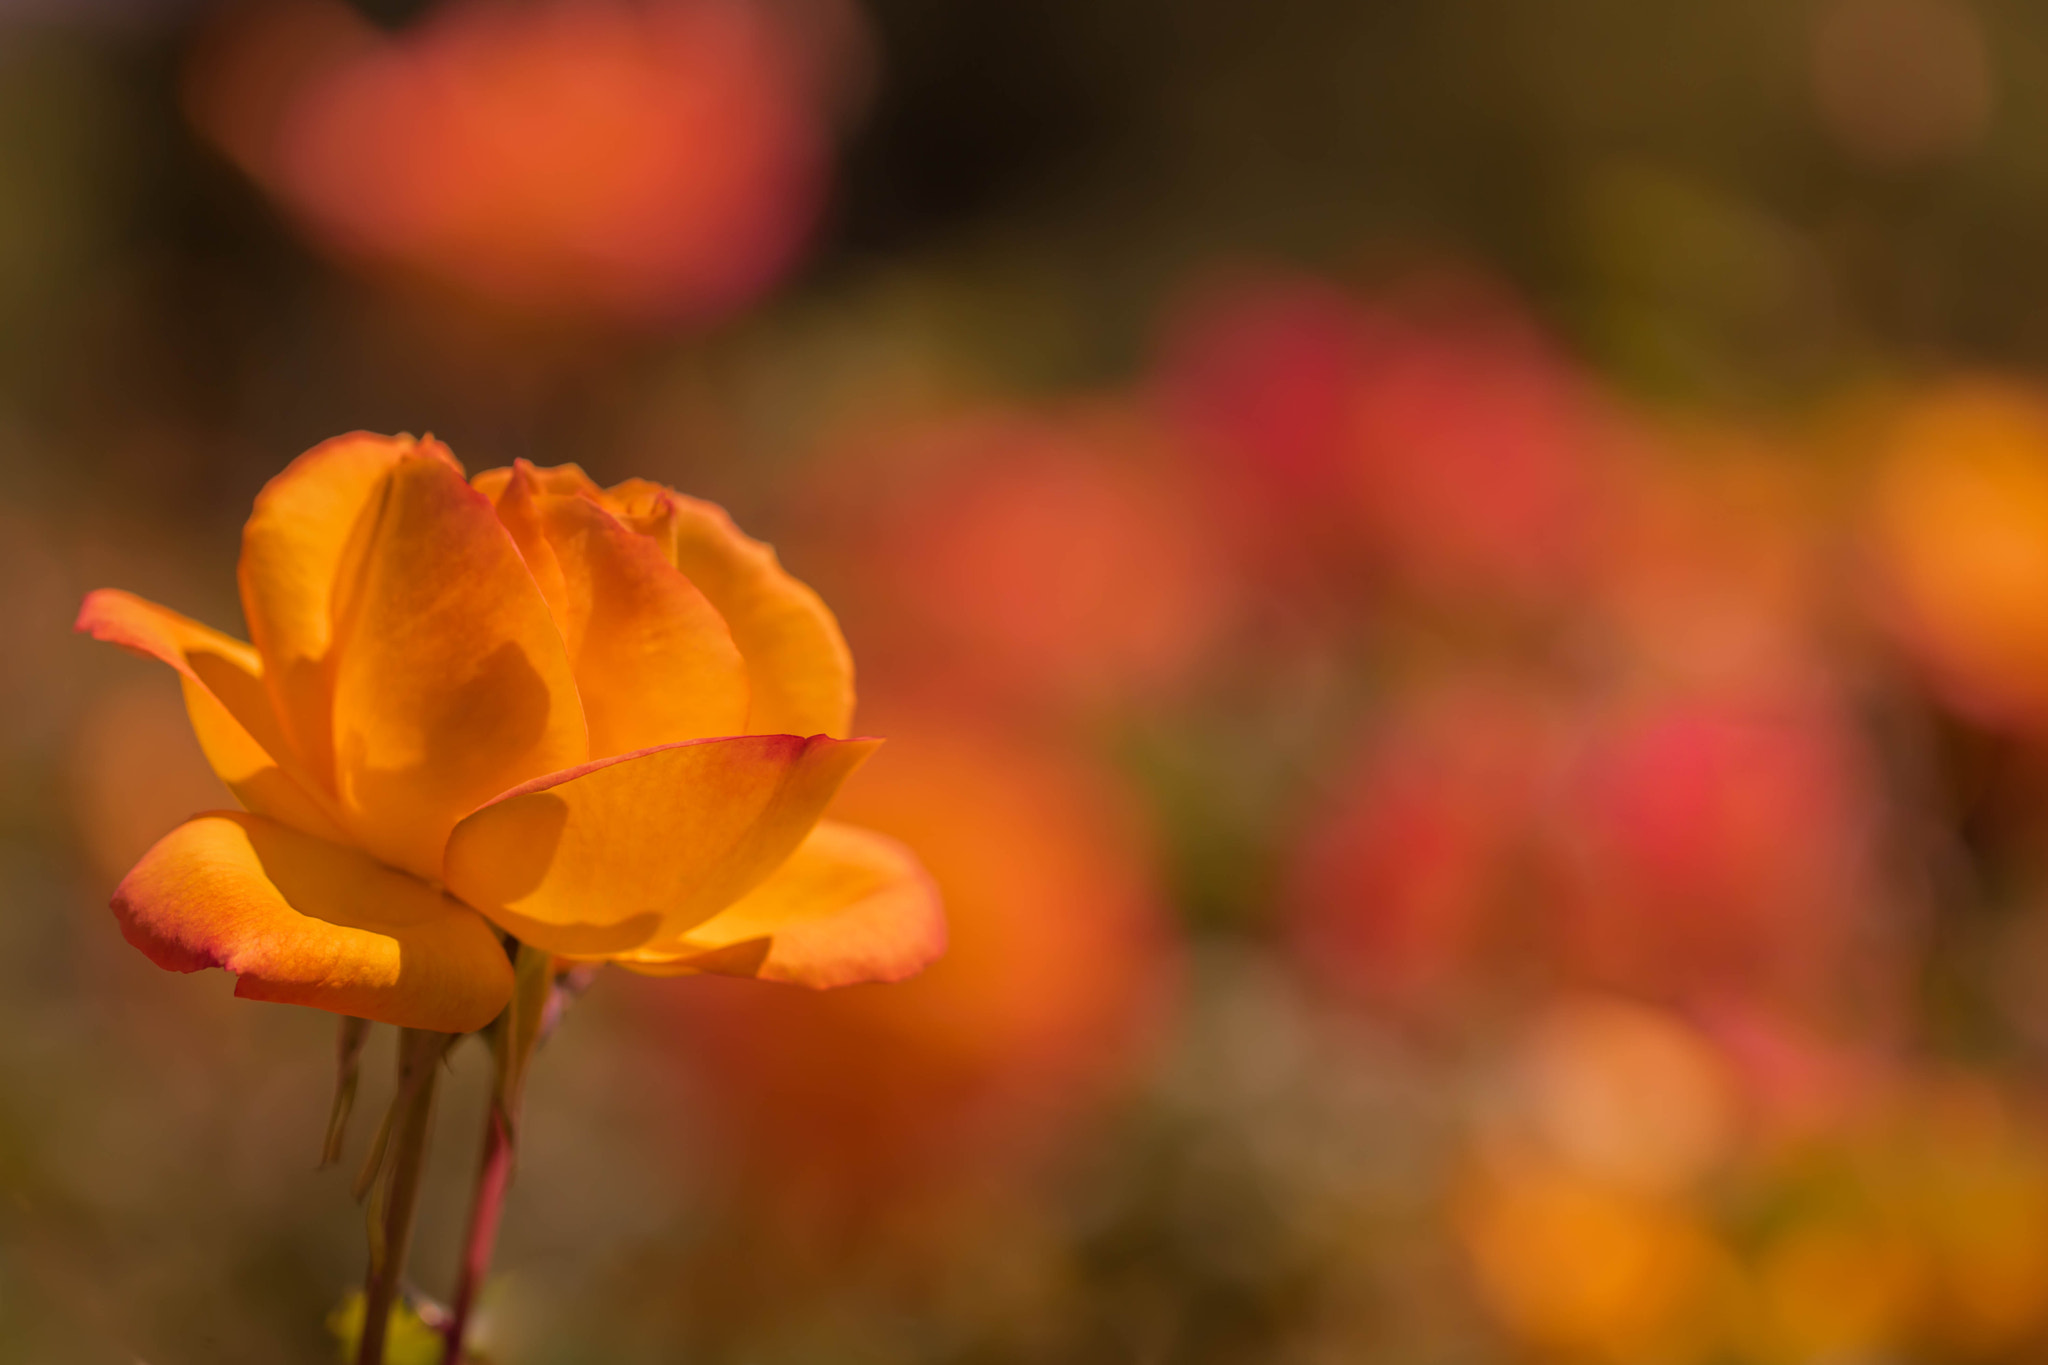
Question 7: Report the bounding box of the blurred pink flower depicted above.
[1154,268,1606,607]
[1283,682,1559,1013]
[813,406,1239,713]
[1153,272,1367,569]
[1550,691,1885,1019]
[1346,295,1603,606]
[1286,680,1888,1025]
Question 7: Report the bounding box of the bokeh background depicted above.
[17,0,2048,1360]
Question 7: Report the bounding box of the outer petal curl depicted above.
[607,479,854,737]
[618,820,945,987]
[476,462,749,757]
[75,590,349,843]
[112,812,513,1032]
[443,734,878,957]
[328,449,589,879]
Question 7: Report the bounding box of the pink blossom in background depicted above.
[1154,270,1607,608]
[814,407,1240,714]
[1283,684,1561,1014]
[1550,692,1886,1020]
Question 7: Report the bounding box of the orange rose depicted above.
[76,433,945,1034]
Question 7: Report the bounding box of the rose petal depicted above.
[113,811,513,1032]
[443,733,878,956]
[75,589,350,843]
[473,461,602,503]
[238,432,426,791]
[618,819,945,987]
[607,479,853,737]
[329,449,589,878]
[476,461,570,617]
[478,462,749,756]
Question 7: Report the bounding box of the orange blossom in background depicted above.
[188,0,842,323]
[647,706,1176,1217]
[1865,379,2048,735]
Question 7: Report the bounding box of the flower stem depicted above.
[439,942,564,1363]
[441,1106,514,1364]
[357,1027,445,1365]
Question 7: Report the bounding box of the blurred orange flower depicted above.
[188,0,841,323]
[76,433,942,1032]
[1460,1166,1732,1361]
[1864,380,2048,731]
[1457,998,1741,1364]
[643,707,1177,1209]
[1461,1003,2048,1364]
[1738,1079,2048,1363]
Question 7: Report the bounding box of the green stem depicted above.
[357,1028,445,1365]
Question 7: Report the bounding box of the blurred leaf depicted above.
[326,1290,447,1365]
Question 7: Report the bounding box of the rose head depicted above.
[77,433,945,1032]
